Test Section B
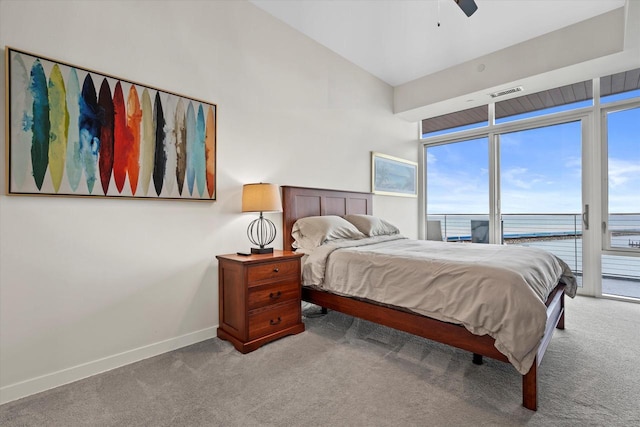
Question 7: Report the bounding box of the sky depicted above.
[425,95,639,216]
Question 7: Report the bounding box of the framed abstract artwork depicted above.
[4,47,216,200]
[371,152,417,197]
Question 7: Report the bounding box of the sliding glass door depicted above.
[499,121,584,281]
[601,104,640,299]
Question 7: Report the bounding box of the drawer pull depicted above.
[270,317,282,326]
[273,267,279,273]
[269,291,282,300]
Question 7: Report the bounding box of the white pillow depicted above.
[342,214,400,237]
[292,215,365,250]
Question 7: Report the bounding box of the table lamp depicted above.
[242,183,282,254]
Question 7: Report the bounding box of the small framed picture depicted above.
[371,152,417,197]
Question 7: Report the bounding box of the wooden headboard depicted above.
[281,186,373,250]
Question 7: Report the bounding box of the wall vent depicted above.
[490,86,524,98]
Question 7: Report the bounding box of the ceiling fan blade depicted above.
[455,0,478,17]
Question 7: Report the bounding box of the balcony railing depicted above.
[426,213,640,283]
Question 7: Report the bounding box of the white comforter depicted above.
[303,235,577,374]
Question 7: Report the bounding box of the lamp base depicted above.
[251,247,274,254]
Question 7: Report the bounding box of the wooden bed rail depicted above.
[303,281,566,411]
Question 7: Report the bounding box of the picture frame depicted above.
[5,46,217,200]
[371,152,417,197]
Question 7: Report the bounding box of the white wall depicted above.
[0,0,417,403]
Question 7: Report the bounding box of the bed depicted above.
[282,185,576,411]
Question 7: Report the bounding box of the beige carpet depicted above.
[1,295,639,426]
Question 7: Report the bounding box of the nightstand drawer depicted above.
[247,259,298,285]
[248,281,300,310]
[248,300,300,340]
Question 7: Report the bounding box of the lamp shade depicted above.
[241,183,282,213]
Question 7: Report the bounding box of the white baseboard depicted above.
[0,326,217,405]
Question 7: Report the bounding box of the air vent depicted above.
[490,86,523,98]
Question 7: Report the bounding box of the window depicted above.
[425,138,489,242]
[421,67,640,301]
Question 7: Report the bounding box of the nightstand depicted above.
[216,250,305,353]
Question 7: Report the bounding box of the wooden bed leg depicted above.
[321,307,328,314]
[556,292,565,330]
[472,353,483,365]
[522,359,538,411]
[557,311,565,330]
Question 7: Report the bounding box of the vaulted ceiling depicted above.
[251,0,626,86]
[251,0,639,120]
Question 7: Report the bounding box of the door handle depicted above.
[582,204,589,230]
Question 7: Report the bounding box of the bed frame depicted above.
[282,185,566,411]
